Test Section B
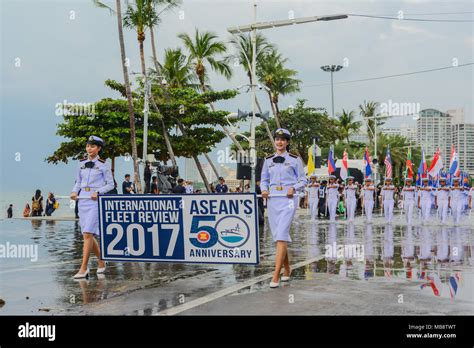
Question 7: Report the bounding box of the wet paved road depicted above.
[0,211,473,315]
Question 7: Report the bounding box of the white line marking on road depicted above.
[157,255,324,316]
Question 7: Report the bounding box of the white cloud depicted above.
[391,21,446,40]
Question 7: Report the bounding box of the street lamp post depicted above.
[320,65,343,119]
[228,7,347,191]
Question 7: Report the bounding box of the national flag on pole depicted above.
[405,147,413,179]
[328,146,336,175]
[364,147,372,179]
[340,149,349,180]
[448,273,460,299]
[384,146,392,179]
[416,147,427,186]
[307,145,315,175]
[449,145,460,182]
[428,148,443,177]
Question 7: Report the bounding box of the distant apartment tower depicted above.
[416,109,452,159]
[446,108,465,124]
[451,123,474,173]
[380,123,416,143]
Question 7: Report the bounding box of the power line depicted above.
[348,14,474,22]
[302,63,474,88]
[355,11,474,16]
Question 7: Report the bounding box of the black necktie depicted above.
[273,156,285,164]
[85,161,95,168]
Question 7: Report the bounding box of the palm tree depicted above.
[178,29,232,91]
[147,0,181,73]
[228,32,276,148]
[257,48,301,128]
[336,109,362,144]
[152,48,197,88]
[93,0,142,193]
[358,100,384,143]
[178,29,233,180]
[123,0,158,76]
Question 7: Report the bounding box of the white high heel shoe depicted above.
[97,261,107,274]
[269,281,279,288]
[281,275,290,282]
[73,268,89,279]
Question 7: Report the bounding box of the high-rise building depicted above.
[446,108,465,124]
[416,109,452,160]
[451,123,474,173]
[380,123,416,143]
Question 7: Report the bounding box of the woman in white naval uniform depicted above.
[70,136,114,279]
[381,177,395,223]
[305,174,320,220]
[360,177,375,222]
[261,128,306,288]
[418,178,433,224]
[435,177,450,224]
[343,176,357,222]
[326,175,339,222]
[401,177,416,224]
[449,177,464,225]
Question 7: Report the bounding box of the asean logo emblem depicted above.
[215,216,250,248]
[196,231,210,243]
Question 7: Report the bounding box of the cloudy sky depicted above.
[1,0,473,202]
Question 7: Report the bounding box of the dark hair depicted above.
[152,176,157,180]
[35,189,41,199]
[177,178,184,184]
[125,174,131,178]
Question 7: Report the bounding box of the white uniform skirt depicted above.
[78,195,99,236]
[267,190,299,242]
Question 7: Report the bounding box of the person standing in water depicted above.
[260,128,306,288]
[70,136,114,279]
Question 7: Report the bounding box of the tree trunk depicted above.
[204,153,219,181]
[176,122,211,192]
[263,121,276,152]
[150,26,160,72]
[192,154,211,193]
[139,37,146,76]
[116,0,141,194]
[267,91,281,128]
[274,100,282,128]
[149,94,178,167]
[146,28,179,169]
[249,74,276,150]
[199,82,229,179]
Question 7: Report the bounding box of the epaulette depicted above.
[98,158,105,163]
[266,154,275,159]
[289,153,298,158]
[80,157,88,162]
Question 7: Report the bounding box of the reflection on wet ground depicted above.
[0,212,472,315]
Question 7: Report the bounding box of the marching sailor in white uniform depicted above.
[70,136,114,279]
[344,176,357,222]
[360,177,375,222]
[381,177,395,223]
[449,177,464,225]
[401,177,416,224]
[261,128,307,288]
[305,174,320,220]
[418,177,433,224]
[326,175,339,222]
[435,177,450,224]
